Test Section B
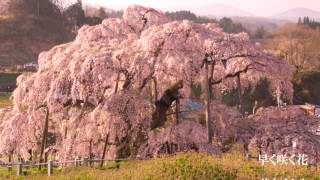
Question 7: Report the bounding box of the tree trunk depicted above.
[151,80,183,129]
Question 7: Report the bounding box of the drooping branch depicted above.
[114,72,120,93]
[220,54,256,62]
[211,62,266,109]
[211,63,255,85]
[139,40,165,90]
[139,73,154,90]
[119,69,134,89]
[139,9,158,33]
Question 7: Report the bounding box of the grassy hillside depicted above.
[0,15,72,67]
[0,0,74,67]
[0,152,318,179]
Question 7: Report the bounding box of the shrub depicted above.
[293,71,320,105]
[222,78,275,114]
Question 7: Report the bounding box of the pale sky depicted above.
[82,0,320,17]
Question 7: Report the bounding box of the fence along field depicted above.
[0,157,132,177]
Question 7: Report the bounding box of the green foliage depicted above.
[219,17,247,34]
[222,89,239,107]
[165,11,248,34]
[3,153,318,179]
[190,83,202,100]
[0,72,20,85]
[293,71,320,105]
[298,16,320,29]
[251,78,275,107]
[165,11,217,24]
[9,0,62,18]
[158,154,236,179]
[254,26,267,39]
[63,0,85,27]
[47,132,57,146]
[0,72,20,91]
[222,78,275,114]
[0,167,14,178]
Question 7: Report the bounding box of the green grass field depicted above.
[0,152,318,180]
[0,93,12,109]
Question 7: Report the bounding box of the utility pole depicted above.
[204,54,213,143]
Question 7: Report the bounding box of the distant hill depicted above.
[0,0,73,68]
[275,8,320,22]
[190,3,289,33]
[231,16,289,33]
[193,3,253,17]
[0,0,105,68]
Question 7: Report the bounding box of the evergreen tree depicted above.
[254,26,267,39]
[298,17,302,25]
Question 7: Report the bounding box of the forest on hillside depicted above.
[261,18,320,105]
[0,0,115,68]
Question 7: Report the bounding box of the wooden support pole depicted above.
[114,72,120,94]
[205,61,212,143]
[74,158,78,167]
[83,158,89,167]
[236,74,242,110]
[26,161,30,169]
[17,162,22,176]
[8,154,12,172]
[47,160,53,176]
[64,122,68,139]
[89,140,93,167]
[100,133,109,167]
